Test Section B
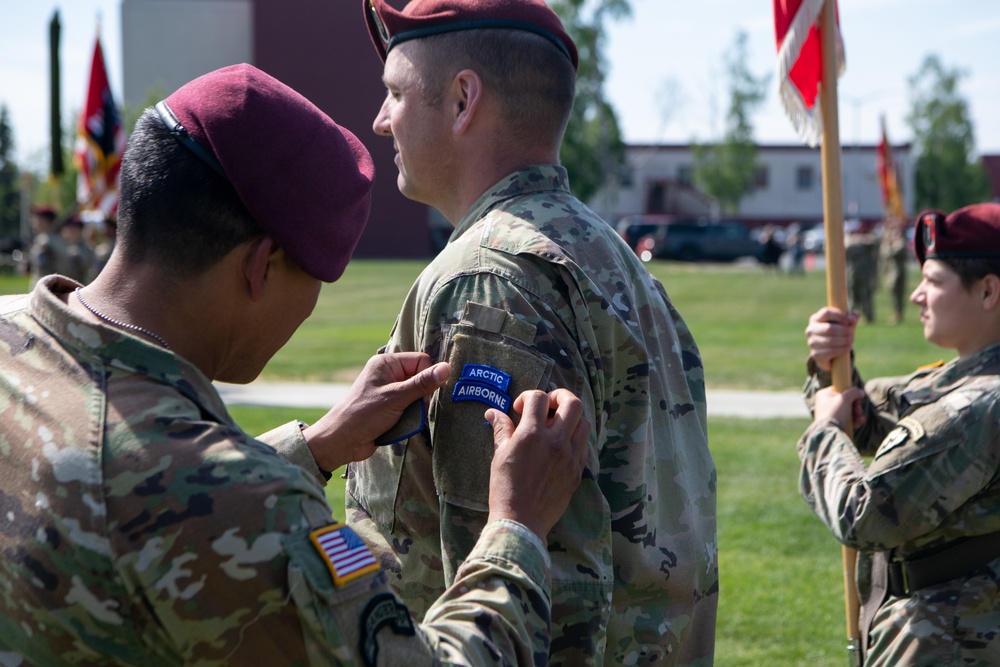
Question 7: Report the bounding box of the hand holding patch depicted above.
[485,389,590,542]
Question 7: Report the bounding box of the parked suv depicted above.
[617,216,759,262]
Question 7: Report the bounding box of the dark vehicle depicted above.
[617,216,759,262]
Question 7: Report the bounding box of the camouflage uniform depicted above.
[347,166,719,666]
[800,344,1000,666]
[845,232,879,323]
[880,231,908,323]
[27,230,66,287]
[0,276,558,666]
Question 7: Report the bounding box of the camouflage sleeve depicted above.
[111,418,553,666]
[415,270,613,662]
[802,357,910,456]
[797,387,999,551]
[258,419,328,487]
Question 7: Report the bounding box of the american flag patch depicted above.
[309,523,380,586]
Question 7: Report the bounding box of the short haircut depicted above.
[115,109,262,280]
[941,257,1000,289]
[415,29,576,146]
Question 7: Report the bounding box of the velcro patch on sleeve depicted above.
[309,523,379,586]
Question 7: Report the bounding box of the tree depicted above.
[551,0,630,204]
[906,55,990,213]
[692,31,768,215]
[0,105,20,240]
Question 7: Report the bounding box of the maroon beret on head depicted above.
[364,0,579,70]
[914,203,1000,265]
[31,205,57,220]
[161,64,375,282]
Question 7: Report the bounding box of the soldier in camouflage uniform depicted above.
[0,63,592,666]
[880,217,909,325]
[26,205,66,287]
[347,2,719,665]
[799,204,1000,666]
[845,223,880,324]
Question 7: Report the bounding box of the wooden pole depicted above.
[817,1,861,664]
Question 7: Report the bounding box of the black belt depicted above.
[887,530,1000,597]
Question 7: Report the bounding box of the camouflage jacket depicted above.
[800,344,1000,666]
[347,166,719,666]
[0,276,556,666]
[27,232,66,286]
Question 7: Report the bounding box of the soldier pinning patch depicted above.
[359,593,415,667]
[309,523,379,586]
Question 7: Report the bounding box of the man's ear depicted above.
[981,274,1000,311]
[242,236,280,302]
[452,69,482,134]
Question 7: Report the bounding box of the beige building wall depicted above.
[122,0,253,110]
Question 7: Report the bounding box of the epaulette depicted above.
[916,360,945,371]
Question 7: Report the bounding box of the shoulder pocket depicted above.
[431,303,554,512]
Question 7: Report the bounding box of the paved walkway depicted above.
[214,381,809,419]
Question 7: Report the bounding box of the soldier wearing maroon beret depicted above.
[27,203,67,285]
[800,201,1000,665]
[347,1,719,665]
[0,63,591,665]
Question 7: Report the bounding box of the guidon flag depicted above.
[773,0,845,147]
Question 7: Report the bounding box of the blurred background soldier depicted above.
[59,214,95,284]
[881,216,909,324]
[26,204,66,286]
[845,220,880,323]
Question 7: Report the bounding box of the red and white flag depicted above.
[876,116,906,220]
[773,0,845,146]
[74,34,126,216]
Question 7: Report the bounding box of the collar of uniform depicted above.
[902,341,1000,403]
[26,276,232,425]
[452,164,571,240]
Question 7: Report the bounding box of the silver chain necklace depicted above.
[75,288,172,351]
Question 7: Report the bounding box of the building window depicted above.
[619,166,634,188]
[677,164,693,187]
[796,166,814,190]
[754,166,769,189]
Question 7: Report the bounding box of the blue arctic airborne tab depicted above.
[451,380,512,413]
[459,363,512,392]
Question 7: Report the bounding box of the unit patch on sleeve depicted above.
[451,363,513,413]
[359,593,415,667]
[309,523,380,586]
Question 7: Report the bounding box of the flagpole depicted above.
[817,1,861,664]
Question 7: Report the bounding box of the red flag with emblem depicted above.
[876,116,906,220]
[773,0,845,146]
[74,33,126,216]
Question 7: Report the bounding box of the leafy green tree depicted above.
[906,55,990,212]
[552,0,630,203]
[0,105,20,240]
[692,31,768,215]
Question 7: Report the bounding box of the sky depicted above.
[2,0,999,169]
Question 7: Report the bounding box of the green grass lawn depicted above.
[1,259,936,390]
[267,259,939,390]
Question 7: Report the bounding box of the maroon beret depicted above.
[31,205,57,220]
[913,203,1000,265]
[364,0,578,70]
[161,64,375,282]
